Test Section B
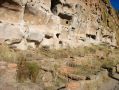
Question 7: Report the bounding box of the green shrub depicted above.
[26,61,39,82]
[17,55,39,83]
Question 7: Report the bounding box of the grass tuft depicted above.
[17,54,40,83]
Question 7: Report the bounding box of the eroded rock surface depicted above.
[0,0,119,49]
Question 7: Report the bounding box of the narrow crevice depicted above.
[58,13,72,20]
[102,67,119,81]
[86,34,96,40]
[45,34,53,39]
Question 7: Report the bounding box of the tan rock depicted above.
[66,81,80,90]
[7,63,17,69]
[116,64,119,73]
[0,0,117,49]
[0,23,23,44]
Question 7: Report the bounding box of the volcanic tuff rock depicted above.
[0,0,119,49]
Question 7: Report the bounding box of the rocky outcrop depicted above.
[0,0,118,49]
[0,23,23,45]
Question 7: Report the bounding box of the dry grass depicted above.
[16,45,119,78]
[37,46,97,59]
[0,44,119,84]
[17,54,40,83]
[65,58,102,76]
[0,44,18,63]
[38,47,70,59]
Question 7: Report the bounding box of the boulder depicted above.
[26,25,44,44]
[0,23,23,44]
[42,72,53,87]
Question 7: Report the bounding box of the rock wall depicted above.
[0,0,119,50]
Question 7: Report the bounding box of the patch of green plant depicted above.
[26,61,40,82]
[101,58,117,68]
[17,55,40,83]
[38,47,70,59]
[0,44,17,62]
[38,46,98,59]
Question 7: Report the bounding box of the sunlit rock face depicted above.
[0,0,118,50]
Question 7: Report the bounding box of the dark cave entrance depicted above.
[58,13,72,20]
[50,0,61,14]
[86,34,96,40]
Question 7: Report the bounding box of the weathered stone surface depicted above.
[117,64,119,73]
[0,23,23,44]
[0,0,118,49]
[27,25,44,43]
[42,72,53,87]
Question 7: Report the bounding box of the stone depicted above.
[0,61,7,66]
[40,38,54,48]
[0,1,22,24]
[0,23,23,45]
[66,81,80,90]
[42,72,53,87]
[116,64,119,73]
[13,39,28,50]
[26,25,44,43]
[24,0,52,25]
[0,0,118,49]
[7,63,17,69]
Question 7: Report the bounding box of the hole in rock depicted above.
[66,21,69,24]
[58,13,72,20]
[51,0,61,14]
[59,41,63,44]
[56,33,60,38]
[41,46,50,51]
[72,27,75,30]
[45,34,53,39]
[75,4,80,9]
[86,34,96,40]
[63,3,72,8]
[86,76,91,80]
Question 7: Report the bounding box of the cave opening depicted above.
[86,34,96,40]
[50,0,61,14]
[45,34,53,39]
[56,33,60,38]
[66,21,69,24]
[58,13,72,20]
[63,3,72,8]
[59,41,63,44]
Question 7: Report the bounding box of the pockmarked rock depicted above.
[0,0,118,49]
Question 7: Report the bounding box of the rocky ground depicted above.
[0,0,119,90]
[99,78,119,90]
[0,44,119,90]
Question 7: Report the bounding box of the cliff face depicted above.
[0,0,119,50]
